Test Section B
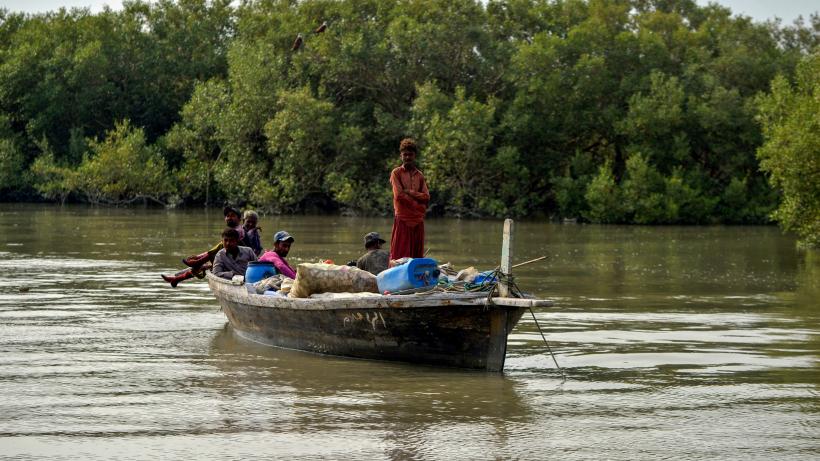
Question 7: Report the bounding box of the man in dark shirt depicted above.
[356,232,390,275]
[212,227,258,280]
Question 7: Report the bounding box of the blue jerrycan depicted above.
[376,258,440,294]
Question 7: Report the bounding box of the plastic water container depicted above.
[473,270,497,285]
[245,261,277,283]
[377,258,440,294]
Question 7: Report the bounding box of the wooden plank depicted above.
[474,297,554,308]
[499,218,514,297]
[485,309,509,372]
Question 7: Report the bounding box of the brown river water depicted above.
[0,204,818,460]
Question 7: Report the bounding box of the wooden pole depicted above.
[499,218,514,297]
[512,255,546,268]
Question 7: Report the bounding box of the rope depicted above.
[390,265,566,379]
[483,268,566,380]
[528,307,566,381]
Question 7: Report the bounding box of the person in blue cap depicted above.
[259,231,297,279]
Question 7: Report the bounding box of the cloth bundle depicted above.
[289,263,379,298]
[253,274,288,294]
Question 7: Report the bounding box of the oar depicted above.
[512,255,546,269]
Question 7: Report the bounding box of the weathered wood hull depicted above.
[206,273,538,371]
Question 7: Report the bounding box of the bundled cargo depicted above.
[252,274,287,294]
[289,263,379,298]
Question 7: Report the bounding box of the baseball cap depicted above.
[274,230,295,243]
[223,205,241,217]
[364,232,386,247]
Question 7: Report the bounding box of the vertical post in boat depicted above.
[499,218,514,297]
[486,218,515,372]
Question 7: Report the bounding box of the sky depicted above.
[1,0,818,24]
[694,0,818,23]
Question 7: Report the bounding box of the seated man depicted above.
[162,205,245,287]
[259,231,297,279]
[212,227,258,280]
[356,232,389,275]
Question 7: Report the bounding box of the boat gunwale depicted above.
[206,272,501,311]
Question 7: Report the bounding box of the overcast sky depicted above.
[1,0,818,24]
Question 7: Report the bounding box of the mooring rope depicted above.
[484,268,566,380]
[388,265,567,379]
[527,307,566,380]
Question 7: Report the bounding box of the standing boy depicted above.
[389,138,429,260]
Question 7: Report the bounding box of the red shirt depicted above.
[390,165,429,225]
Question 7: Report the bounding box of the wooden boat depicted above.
[206,272,552,372]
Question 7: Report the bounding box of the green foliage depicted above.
[662,168,717,224]
[618,71,689,172]
[324,124,393,215]
[488,145,535,217]
[76,121,176,204]
[263,87,336,209]
[165,78,231,204]
[584,152,717,224]
[620,152,667,223]
[0,0,817,225]
[414,87,496,214]
[0,136,26,194]
[551,151,597,219]
[584,161,625,223]
[411,85,534,217]
[30,142,80,205]
[757,53,820,247]
[717,175,773,224]
[0,1,232,155]
[31,121,179,205]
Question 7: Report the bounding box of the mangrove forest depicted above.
[0,0,818,244]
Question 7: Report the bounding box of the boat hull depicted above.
[207,274,527,371]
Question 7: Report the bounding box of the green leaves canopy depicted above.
[1,0,818,236]
[757,53,820,247]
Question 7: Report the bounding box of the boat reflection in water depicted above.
[206,324,534,458]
